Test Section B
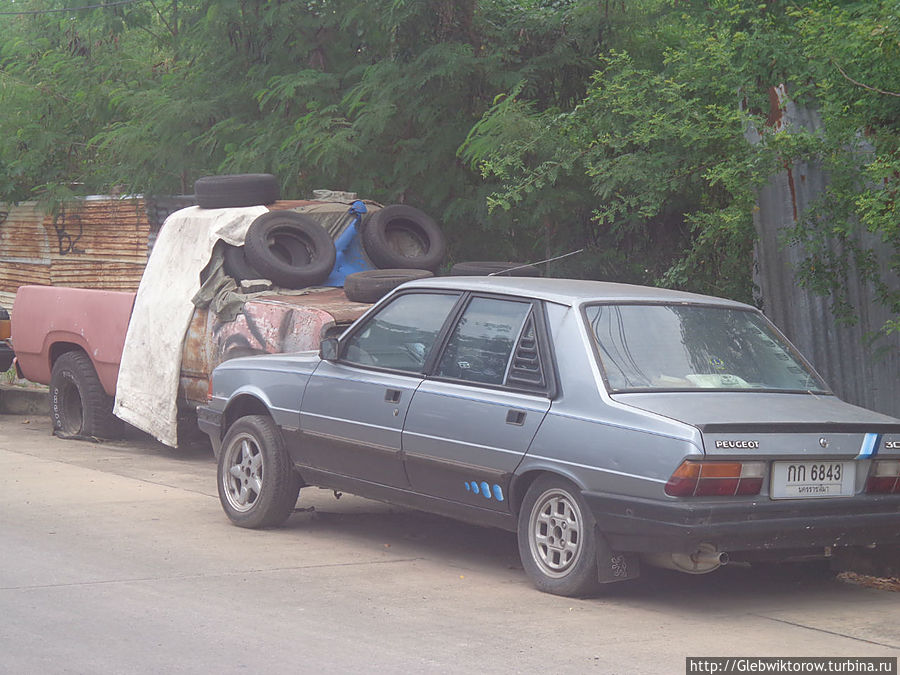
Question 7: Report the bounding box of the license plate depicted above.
[770,461,855,499]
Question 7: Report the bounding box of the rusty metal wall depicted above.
[0,202,51,308]
[0,198,153,308]
[0,196,198,310]
[750,85,900,417]
[0,195,366,311]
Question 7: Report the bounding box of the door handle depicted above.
[384,388,402,403]
[506,409,526,426]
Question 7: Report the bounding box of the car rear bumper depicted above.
[197,405,223,457]
[583,491,900,554]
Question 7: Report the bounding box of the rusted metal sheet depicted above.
[261,289,373,323]
[269,200,321,211]
[0,263,51,308]
[0,197,158,306]
[178,288,370,406]
[0,202,50,261]
[49,260,147,289]
[179,307,213,407]
[750,84,900,417]
[210,288,370,363]
[48,199,150,262]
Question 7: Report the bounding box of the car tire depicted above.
[50,351,122,439]
[517,475,601,597]
[194,174,280,209]
[0,343,13,372]
[217,415,302,529]
[361,205,447,272]
[222,244,261,281]
[449,261,541,277]
[243,211,336,289]
[343,269,434,303]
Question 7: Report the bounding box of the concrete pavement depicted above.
[1,414,898,674]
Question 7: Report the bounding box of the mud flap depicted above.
[596,529,641,583]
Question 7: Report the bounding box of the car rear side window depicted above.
[343,292,459,373]
[436,297,532,386]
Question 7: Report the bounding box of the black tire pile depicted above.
[194,173,540,303]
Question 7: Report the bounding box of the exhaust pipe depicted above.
[643,543,729,574]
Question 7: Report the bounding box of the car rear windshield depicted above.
[584,303,829,393]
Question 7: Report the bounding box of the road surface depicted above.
[1,415,897,673]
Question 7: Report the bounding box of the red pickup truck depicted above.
[8,175,447,446]
[12,284,371,442]
[0,304,14,372]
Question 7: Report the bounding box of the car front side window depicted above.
[342,292,460,373]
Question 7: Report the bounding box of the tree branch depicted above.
[832,61,900,98]
[147,0,177,40]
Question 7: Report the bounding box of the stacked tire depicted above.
[196,175,541,302]
[196,175,447,301]
[343,205,445,301]
[195,174,280,209]
[360,205,446,273]
[343,269,433,303]
[241,211,336,289]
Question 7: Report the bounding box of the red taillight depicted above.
[865,460,900,494]
[665,460,764,497]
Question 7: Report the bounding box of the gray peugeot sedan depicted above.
[198,277,900,596]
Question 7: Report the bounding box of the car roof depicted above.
[398,276,753,309]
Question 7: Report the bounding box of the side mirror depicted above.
[319,337,339,361]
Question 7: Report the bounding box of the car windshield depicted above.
[584,303,829,393]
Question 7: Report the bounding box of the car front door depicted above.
[297,291,461,488]
[403,296,554,511]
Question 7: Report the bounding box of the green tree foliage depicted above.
[464,0,899,324]
[0,0,609,256]
[0,0,896,332]
[782,2,900,334]
[0,3,140,200]
[239,0,609,259]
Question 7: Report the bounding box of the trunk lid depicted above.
[614,391,900,458]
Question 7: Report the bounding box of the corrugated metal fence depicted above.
[0,196,194,308]
[751,85,900,418]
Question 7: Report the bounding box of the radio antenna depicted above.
[487,248,586,276]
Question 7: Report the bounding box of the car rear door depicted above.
[403,296,555,511]
[298,291,461,488]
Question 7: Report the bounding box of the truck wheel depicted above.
[244,212,336,289]
[194,174,280,209]
[50,351,122,439]
[361,205,447,272]
[518,475,601,597]
[217,415,301,529]
[343,269,433,303]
